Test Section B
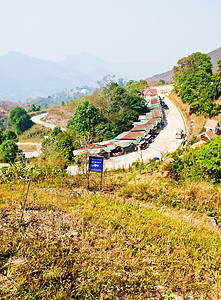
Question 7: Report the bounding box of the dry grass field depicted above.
[0,164,220,299]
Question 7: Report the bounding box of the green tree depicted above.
[42,130,77,163]
[173,52,212,85]
[0,140,20,163]
[0,131,5,145]
[126,80,148,96]
[173,52,218,116]
[4,130,18,142]
[50,126,62,137]
[9,107,33,134]
[56,131,76,161]
[212,60,221,98]
[167,136,221,182]
[35,104,41,111]
[67,100,100,136]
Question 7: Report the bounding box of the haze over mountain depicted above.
[0,52,162,102]
[145,46,221,83]
[1,46,220,102]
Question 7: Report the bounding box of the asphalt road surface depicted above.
[67,95,185,174]
[22,113,66,158]
[31,113,66,131]
[103,95,185,171]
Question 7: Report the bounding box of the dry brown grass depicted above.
[0,165,221,299]
[17,143,41,152]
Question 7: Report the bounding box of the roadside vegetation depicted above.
[173,52,221,116]
[8,107,33,135]
[0,129,20,163]
[166,136,221,183]
[18,124,51,143]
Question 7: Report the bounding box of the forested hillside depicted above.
[146,46,221,83]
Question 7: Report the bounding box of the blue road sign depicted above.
[89,156,104,172]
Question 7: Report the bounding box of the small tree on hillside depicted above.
[67,100,100,136]
[4,130,18,142]
[9,107,33,134]
[0,140,20,163]
[0,131,5,145]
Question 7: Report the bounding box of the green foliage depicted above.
[113,108,139,136]
[27,103,41,112]
[132,159,146,172]
[9,106,33,134]
[166,136,221,182]
[0,140,20,163]
[4,129,18,142]
[67,100,100,136]
[212,60,221,98]
[95,122,115,141]
[56,131,76,161]
[0,130,5,144]
[0,129,18,147]
[0,161,66,184]
[0,116,7,131]
[49,126,62,137]
[173,52,219,116]
[159,79,166,85]
[126,79,148,96]
[19,124,51,142]
[42,129,77,163]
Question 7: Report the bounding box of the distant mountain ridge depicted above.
[0,52,161,102]
[146,46,221,83]
[1,47,220,102]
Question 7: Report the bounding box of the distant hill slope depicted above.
[146,46,221,83]
[0,52,161,102]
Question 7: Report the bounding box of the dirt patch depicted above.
[17,143,41,152]
[43,109,73,127]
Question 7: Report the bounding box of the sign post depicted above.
[88,155,104,190]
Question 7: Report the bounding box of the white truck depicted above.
[175,129,184,139]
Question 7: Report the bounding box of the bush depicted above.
[166,136,221,182]
[9,106,33,134]
[0,162,66,184]
[0,140,20,163]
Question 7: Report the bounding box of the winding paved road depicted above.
[67,93,185,174]
[30,93,185,173]
[31,113,66,131]
[20,114,66,158]
[103,95,185,170]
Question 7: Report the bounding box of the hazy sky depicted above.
[0,0,221,72]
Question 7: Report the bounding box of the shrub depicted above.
[0,140,20,163]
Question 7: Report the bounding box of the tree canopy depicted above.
[173,52,220,116]
[0,140,19,163]
[9,107,33,134]
[212,60,221,98]
[167,136,221,182]
[42,126,78,163]
[67,100,100,136]
[67,79,148,142]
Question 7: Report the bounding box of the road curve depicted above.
[30,99,185,173]
[103,95,185,171]
[31,113,66,131]
[67,94,186,174]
